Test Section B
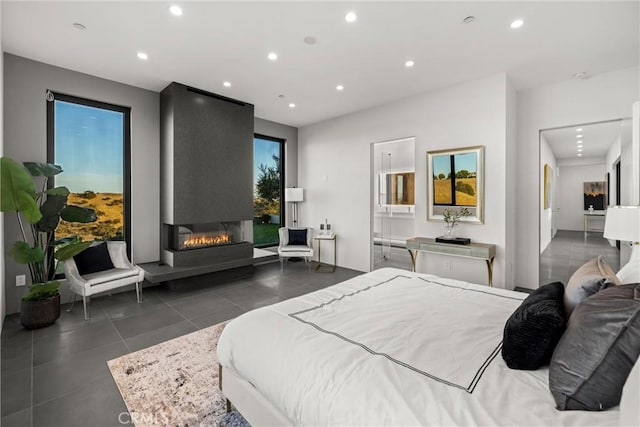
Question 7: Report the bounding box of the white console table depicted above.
[406,237,496,286]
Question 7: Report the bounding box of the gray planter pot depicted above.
[21,293,61,329]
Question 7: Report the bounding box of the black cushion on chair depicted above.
[501,282,567,370]
[288,229,308,246]
[73,242,115,276]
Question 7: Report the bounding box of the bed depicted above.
[217,267,636,426]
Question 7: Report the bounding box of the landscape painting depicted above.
[432,152,478,207]
[583,181,606,210]
[427,145,484,223]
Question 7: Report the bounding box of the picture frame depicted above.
[427,145,484,223]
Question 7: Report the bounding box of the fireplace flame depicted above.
[182,233,230,249]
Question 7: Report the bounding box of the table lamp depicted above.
[604,206,640,263]
[285,187,304,227]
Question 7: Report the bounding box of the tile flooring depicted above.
[539,229,620,286]
[1,261,362,427]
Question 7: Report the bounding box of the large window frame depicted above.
[253,133,285,248]
[46,91,132,255]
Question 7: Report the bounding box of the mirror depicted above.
[427,145,484,223]
[380,172,415,205]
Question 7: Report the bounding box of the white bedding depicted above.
[217,268,620,426]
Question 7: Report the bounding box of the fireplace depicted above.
[161,221,253,268]
[169,222,243,251]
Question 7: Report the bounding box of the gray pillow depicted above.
[549,284,640,411]
[564,256,621,315]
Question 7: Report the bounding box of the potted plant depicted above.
[1,157,97,329]
[442,207,471,238]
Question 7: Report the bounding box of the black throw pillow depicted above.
[288,229,308,246]
[501,282,567,370]
[549,284,640,411]
[73,242,115,276]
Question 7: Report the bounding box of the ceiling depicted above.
[542,120,628,160]
[2,1,638,127]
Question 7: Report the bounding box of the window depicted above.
[47,92,131,250]
[253,135,284,247]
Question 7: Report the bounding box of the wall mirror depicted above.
[427,145,484,223]
[380,172,415,205]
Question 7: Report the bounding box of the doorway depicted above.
[370,137,415,271]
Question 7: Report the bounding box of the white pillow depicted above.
[617,260,640,284]
[619,356,640,427]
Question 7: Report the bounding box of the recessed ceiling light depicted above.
[463,16,476,24]
[405,60,415,68]
[577,134,583,139]
[510,19,524,29]
[72,23,86,30]
[577,153,583,157]
[137,52,148,60]
[169,5,183,16]
[336,85,344,91]
[345,12,357,23]
[289,103,296,108]
[268,52,278,61]
[576,128,583,132]
[223,81,231,88]
[577,148,583,152]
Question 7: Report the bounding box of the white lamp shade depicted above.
[604,206,640,242]
[285,188,304,202]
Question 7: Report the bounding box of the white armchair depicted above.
[278,227,314,271]
[62,241,144,320]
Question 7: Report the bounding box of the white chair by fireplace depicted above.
[61,241,144,320]
[278,227,314,270]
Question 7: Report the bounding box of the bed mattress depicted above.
[217,268,619,426]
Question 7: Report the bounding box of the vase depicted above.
[21,293,61,329]
[444,222,457,238]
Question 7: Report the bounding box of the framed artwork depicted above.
[583,181,606,210]
[427,145,484,223]
[544,163,553,210]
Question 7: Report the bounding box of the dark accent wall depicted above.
[160,82,254,226]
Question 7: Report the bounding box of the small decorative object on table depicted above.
[439,207,471,244]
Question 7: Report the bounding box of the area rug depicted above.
[107,322,248,426]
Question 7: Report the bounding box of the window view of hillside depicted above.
[253,136,283,247]
[54,100,126,242]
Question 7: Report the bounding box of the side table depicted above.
[315,233,336,273]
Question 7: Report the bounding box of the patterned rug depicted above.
[107,322,249,426]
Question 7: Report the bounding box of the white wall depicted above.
[557,162,606,231]
[517,66,639,289]
[3,54,159,314]
[540,134,557,252]
[299,74,511,288]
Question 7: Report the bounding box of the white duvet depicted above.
[217,268,619,427]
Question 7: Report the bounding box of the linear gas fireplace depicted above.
[161,221,253,268]
[169,222,243,251]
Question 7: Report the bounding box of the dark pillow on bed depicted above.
[73,242,114,276]
[288,229,307,246]
[501,282,567,370]
[549,284,640,411]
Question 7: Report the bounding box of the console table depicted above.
[406,237,496,286]
[584,212,605,234]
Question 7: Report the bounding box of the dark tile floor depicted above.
[539,229,620,286]
[1,261,362,427]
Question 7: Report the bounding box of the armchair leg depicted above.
[136,282,142,303]
[280,258,284,271]
[66,293,77,313]
[82,296,90,321]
